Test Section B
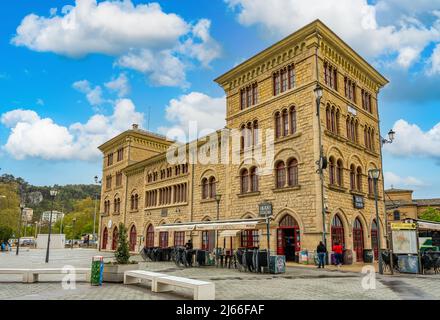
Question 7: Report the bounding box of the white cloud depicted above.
[0,99,144,161]
[12,0,221,87]
[36,98,45,106]
[225,0,440,69]
[72,80,104,106]
[158,92,226,140]
[383,119,440,159]
[104,73,130,97]
[384,171,425,189]
[427,43,440,75]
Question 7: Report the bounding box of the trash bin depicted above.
[363,249,374,263]
[269,255,286,274]
[91,255,104,286]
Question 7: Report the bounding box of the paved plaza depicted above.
[0,249,439,300]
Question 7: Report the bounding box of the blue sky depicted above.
[1,0,440,199]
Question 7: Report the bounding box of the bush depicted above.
[0,226,13,242]
[114,223,130,264]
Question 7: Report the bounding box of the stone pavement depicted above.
[0,249,439,300]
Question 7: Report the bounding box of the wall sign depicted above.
[348,105,357,116]
[259,202,273,217]
[161,208,168,217]
[353,195,364,209]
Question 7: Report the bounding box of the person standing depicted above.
[316,241,327,268]
[332,241,343,267]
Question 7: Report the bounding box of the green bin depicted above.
[269,255,286,274]
[91,255,104,286]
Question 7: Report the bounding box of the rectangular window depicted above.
[107,153,113,166]
[117,148,124,161]
[116,172,122,187]
[281,69,288,92]
[252,84,258,105]
[159,232,169,248]
[273,73,280,95]
[288,66,295,89]
[246,87,252,108]
[105,175,112,189]
[240,89,246,110]
[174,231,185,247]
[240,230,259,248]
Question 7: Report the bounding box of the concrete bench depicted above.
[154,275,215,300]
[26,268,91,283]
[123,270,167,286]
[0,268,31,283]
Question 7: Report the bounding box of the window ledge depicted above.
[114,185,123,190]
[324,130,344,142]
[112,212,120,216]
[275,132,302,144]
[365,149,379,157]
[129,209,139,213]
[328,184,347,193]
[350,190,366,197]
[145,203,188,210]
[272,185,301,193]
[237,191,261,198]
[346,140,364,151]
[368,194,382,200]
[200,198,217,204]
[105,188,112,192]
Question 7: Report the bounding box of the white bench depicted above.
[154,275,215,300]
[124,270,167,286]
[0,268,31,283]
[26,268,91,283]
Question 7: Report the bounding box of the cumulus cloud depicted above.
[384,171,425,189]
[0,99,144,160]
[104,73,130,97]
[225,0,440,69]
[158,92,226,141]
[383,119,440,160]
[72,80,104,106]
[427,43,440,75]
[11,0,221,87]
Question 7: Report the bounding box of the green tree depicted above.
[114,223,130,264]
[0,226,13,242]
[419,207,440,222]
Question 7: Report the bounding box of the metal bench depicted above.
[123,270,167,286]
[154,275,215,300]
[0,268,31,283]
[26,268,91,283]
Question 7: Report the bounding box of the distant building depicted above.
[22,207,33,222]
[385,188,440,221]
[41,211,64,224]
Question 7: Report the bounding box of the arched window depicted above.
[129,225,137,251]
[287,158,298,187]
[368,176,373,195]
[353,218,364,262]
[331,107,336,133]
[209,176,216,198]
[331,215,345,248]
[246,122,252,148]
[346,117,351,140]
[326,105,331,130]
[146,224,154,247]
[134,194,139,210]
[282,109,289,136]
[289,106,296,134]
[241,169,249,194]
[350,164,356,190]
[250,167,258,192]
[174,231,185,247]
[102,227,108,250]
[356,167,362,191]
[130,195,134,210]
[275,112,281,139]
[159,231,168,248]
[276,161,286,188]
[329,157,335,185]
[201,178,208,199]
[355,120,359,143]
[336,109,340,134]
[253,120,259,146]
[336,159,344,187]
[112,227,118,250]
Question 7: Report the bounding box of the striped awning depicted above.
[154,218,265,232]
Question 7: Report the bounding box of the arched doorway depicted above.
[129,225,137,251]
[371,219,378,260]
[201,217,215,251]
[331,215,345,248]
[102,227,108,250]
[112,227,118,250]
[276,214,300,262]
[353,218,364,262]
[145,224,154,248]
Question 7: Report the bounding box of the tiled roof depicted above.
[385,188,413,193]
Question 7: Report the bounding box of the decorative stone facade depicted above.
[98,20,388,263]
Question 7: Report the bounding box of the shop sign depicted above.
[391,222,417,230]
[259,202,273,217]
[353,195,364,209]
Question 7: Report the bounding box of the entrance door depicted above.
[353,218,364,262]
[371,219,378,260]
[112,227,118,250]
[276,214,300,262]
[129,225,137,251]
[102,227,108,250]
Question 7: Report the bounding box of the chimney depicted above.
[132,124,139,130]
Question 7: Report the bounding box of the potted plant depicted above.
[102,223,138,282]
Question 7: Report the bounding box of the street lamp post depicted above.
[314,84,328,256]
[93,176,101,242]
[369,169,383,274]
[16,203,25,255]
[45,189,58,263]
[214,193,222,267]
[71,218,77,250]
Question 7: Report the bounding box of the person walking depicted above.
[316,241,327,268]
[332,241,343,267]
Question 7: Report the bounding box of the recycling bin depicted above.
[91,255,104,286]
[269,255,286,274]
[363,249,374,263]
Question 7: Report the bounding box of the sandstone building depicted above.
[98,20,388,263]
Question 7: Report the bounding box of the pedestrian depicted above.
[332,241,343,267]
[316,241,327,268]
[7,240,12,252]
[185,239,193,250]
[1,241,5,252]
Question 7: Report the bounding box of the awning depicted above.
[418,221,440,231]
[195,220,261,231]
[153,218,266,232]
[155,224,196,232]
[219,230,241,237]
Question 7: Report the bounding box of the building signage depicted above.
[391,222,417,230]
[259,202,273,217]
[348,105,357,116]
[161,208,168,217]
[107,220,112,229]
[352,195,364,209]
[432,231,440,247]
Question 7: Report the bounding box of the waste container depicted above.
[269,255,286,274]
[363,249,374,263]
[91,255,104,286]
[343,249,353,265]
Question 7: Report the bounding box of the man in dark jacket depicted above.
[316,241,327,268]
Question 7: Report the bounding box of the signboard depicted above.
[107,220,112,229]
[352,195,364,209]
[397,255,419,274]
[392,230,418,254]
[391,222,416,230]
[161,208,168,217]
[259,202,273,217]
[432,231,440,247]
[348,105,357,116]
